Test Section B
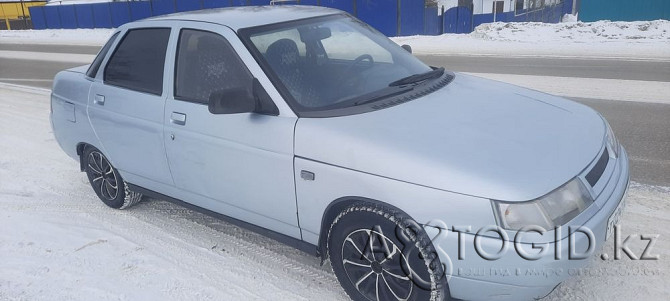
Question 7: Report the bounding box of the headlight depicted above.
[493,179,594,230]
[604,119,620,158]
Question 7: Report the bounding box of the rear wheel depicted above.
[327,203,448,301]
[84,147,142,209]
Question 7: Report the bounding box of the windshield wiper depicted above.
[388,67,445,87]
[352,86,414,106]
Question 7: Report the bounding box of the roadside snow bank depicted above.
[562,13,578,23]
[0,29,114,45]
[392,20,670,60]
[473,20,670,43]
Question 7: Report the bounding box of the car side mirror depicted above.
[208,78,279,116]
[208,87,255,115]
[401,44,412,54]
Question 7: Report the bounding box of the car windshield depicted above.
[240,15,435,114]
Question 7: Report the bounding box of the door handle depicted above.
[93,94,105,105]
[170,112,187,126]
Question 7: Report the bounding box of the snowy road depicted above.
[0,84,668,300]
[418,54,670,82]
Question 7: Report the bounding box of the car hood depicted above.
[294,73,606,202]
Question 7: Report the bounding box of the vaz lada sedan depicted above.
[50,5,629,301]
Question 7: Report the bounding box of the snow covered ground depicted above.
[392,20,670,60]
[0,50,95,64]
[463,73,670,104]
[0,28,115,46]
[0,84,669,300]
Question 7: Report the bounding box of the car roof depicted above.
[145,5,342,30]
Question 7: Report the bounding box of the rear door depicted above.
[163,23,300,239]
[87,25,174,188]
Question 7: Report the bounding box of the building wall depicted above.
[439,0,571,15]
[474,0,512,14]
[440,0,570,15]
[440,0,512,15]
[580,0,669,22]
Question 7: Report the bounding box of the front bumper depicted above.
[425,147,630,301]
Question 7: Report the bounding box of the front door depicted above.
[88,27,174,187]
[163,24,300,238]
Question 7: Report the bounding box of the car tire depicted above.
[83,147,143,209]
[327,202,448,301]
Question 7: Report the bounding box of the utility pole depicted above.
[20,0,28,29]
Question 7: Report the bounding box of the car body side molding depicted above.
[127,183,319,256]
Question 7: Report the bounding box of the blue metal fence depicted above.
[399,0,423,36]
[74,5,95,28]
[30,6,47,29]
[320,0,354,14]
[423,6,440,36]
[176,0,201,12]
[130,2,152,21]
[58,5,77,29]
[110,2,131,27]
[202,0,230,9]
[443,6,472,34]
[357,0,396,36]
[28,0,572,36]
[42,6,61,28]
[231,0,248,6]
[91,3,112,28]
[152,0,176,16]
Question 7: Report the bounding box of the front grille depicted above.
[586,148,609,186]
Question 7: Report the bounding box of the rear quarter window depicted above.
[104,28,171,95]
[87,32,119,78]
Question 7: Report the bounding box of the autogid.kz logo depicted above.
[359,219,659,293]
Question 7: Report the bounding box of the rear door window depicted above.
[104,28,171,96]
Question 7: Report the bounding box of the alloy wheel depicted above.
[341,229,414,301]
[87,151,119,201]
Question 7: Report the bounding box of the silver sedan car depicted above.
[50,5,629,301]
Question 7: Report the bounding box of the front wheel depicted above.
[83,147,142,209]
[327,203,448,301]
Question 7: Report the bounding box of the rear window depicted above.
[87,32,119,78]
[104,28,171,95]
